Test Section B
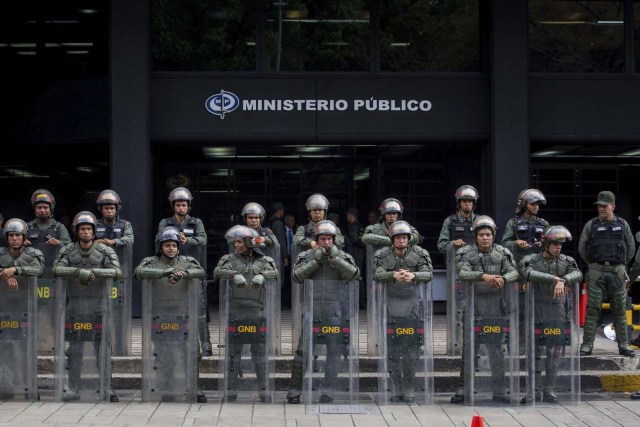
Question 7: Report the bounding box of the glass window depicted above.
[265,0,370,71]
[635,0,640,72]
[379,0,481,72]
[152,0,256,71]
[0,4,108,80]
[529,0,625,72]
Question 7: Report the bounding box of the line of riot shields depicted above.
[0,243,579,406]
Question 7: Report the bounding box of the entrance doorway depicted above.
[153,142,484,301]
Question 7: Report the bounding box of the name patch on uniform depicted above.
[183,228,194,235]
[612,226,622,231]
[96,227,106,233]
[535,227,545,233]
[517,225,528,231]
[596,227,606,231]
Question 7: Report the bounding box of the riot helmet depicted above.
[72,211,98,234]
[225,225,264,255]
[542,225,572,247]
[516,189,546,213]
[241,202,266,222]
[379,198,404,217]
[157,226,181,258]
[387,220,412,239]
[168,187,193,206]
[305,194,330,211]
[4,218,28,238]
[96,189,122,210]
[31,189,56,211]
[472,215,497,236]
[455,185,479,205]
[158,226,181,245]
[313,220,337,240]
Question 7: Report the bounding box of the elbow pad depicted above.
[329,256,359,281]
[293,259,321,282]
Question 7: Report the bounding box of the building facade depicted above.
[2,1,640,311]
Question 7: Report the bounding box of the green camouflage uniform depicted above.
[578,215,635,354]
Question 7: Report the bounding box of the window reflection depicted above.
[152,0,256,71]
[635,0,640,72]
[265,0,370,72]
[529,0,625,72]
[380,0,481,72]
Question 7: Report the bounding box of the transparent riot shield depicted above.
[464,281,519,405]
[32,243,59,354]
[376,280,434,405]
[141,278,199,403]
[260,244,282,356]
[194,245,210,356]
[524,281,580,405]
[54,277,113,402]
[111,244,132,356]
[229,241,282,356]
[219,278,276,403]
[445,245,464,356]
[303,279,359,405]
[365,245,379,355]
[0,276,38,401]
[291,244,302,352]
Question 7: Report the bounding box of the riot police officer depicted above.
[241,202,278,247]
[501,189,549,352]
[501,189,549,261]
[293,194,345,250]
[438,185,479,356]
[0,218,44,400]
[450,215,520,404]
[53,211,122,402]
[287,220,359,404]
[158,187,212,356]
[0,218,45,287]
[26,189,72,354]
[437,185,479,254]
[519,225,583,403]
[134,226,207,403]
[26,189,72,248]
[95,189,134,251]
[95,189,134,355]
[213,225,279,402]
[362,198,421,249]
[374,220,433,403]
[578,191,636,357]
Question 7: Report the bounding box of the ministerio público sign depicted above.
[205,89,432,120]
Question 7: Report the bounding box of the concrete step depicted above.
[35,354,639,393]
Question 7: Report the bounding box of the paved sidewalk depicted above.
[1,392,640,426]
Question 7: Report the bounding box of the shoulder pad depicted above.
[457,245,474,256]
[376,246,392,257]
[493,244,507,253]
[411,245,429,256]
[521,253,540,263]
[262,255,277,264]
[23,246,42,256]
[140,256,157,265]
[297,249,313,259]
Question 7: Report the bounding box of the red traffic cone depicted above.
[471,414,484,427]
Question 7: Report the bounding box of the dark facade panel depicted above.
[530,77,640,140]
[150,76,489,141]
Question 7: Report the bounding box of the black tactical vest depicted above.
[26,220,62,244]
[96,217,127,240]
[449,214,475,245]
[164,216,198,257]
[588,217,626,264]
[514,216,546,245]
